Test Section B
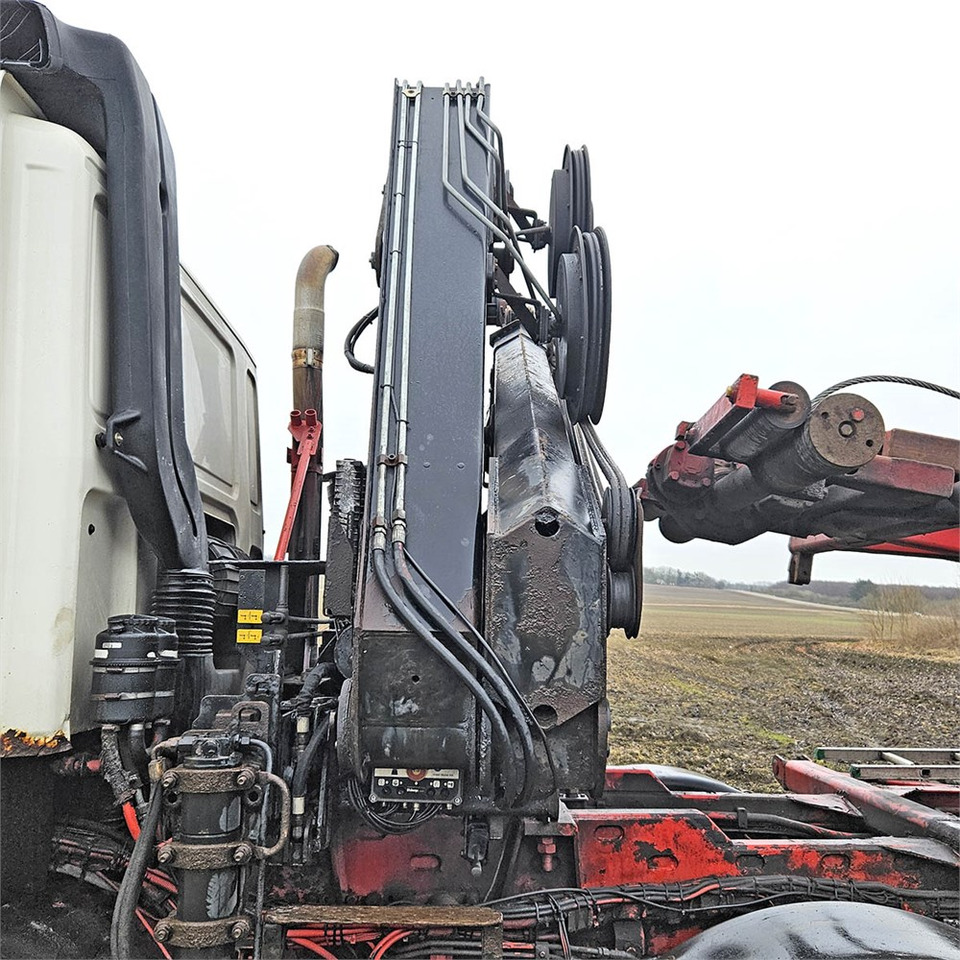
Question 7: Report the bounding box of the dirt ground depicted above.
[606,585,960,792]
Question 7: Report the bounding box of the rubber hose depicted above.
[373,549,519,805]
[110,783,164,959]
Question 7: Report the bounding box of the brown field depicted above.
[607,584,960,792]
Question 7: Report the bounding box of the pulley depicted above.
[553,226,612,424]
[547,146,593,295]
[602,483,638,572]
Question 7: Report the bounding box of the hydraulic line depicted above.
[372,548,520,805]
[441,86,556,321]
[402,548,559,796]
[393,543,536,806]
[292,716,331,808]
[344,307,376,374]
[110,783,164,959]
[398,545,557,803]
[372,84,417,553]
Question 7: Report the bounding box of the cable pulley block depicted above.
[547,146,593,295]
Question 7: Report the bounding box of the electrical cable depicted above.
[110,784,164,959]
[812,375,960,405]
[344,307,377,374]
[346,777,439,834]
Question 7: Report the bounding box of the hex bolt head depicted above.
[160,771,179,790]
[838,420,855,438]
[154,924,171,943]
[156,845,175,864]
[230,920,251,941]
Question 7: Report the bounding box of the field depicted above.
[607,584,959,791]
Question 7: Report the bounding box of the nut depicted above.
[154,923,171,943]
[230,919,251,941]
[160,771,179,790]
[156,845,175,864]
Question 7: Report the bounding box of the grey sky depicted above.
[62,1,959,586]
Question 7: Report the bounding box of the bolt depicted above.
[538,838,557,873]
[674,440,686,451]
[154,924,171,943]
[668,470,680,481]
[230,920,251,941]
[233,843,253,864]
[851,408,865,422]
[838,420,855,438]
[701,477,712,487]
[113,431,124,447]
[95,432,107,449]
[199,739,218,756]
[156,845,175,864]
[160,771,179,790]
[236,768,256,789]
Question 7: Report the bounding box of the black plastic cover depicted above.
[1,1,206,570]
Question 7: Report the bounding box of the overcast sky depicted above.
[62,1,959,586]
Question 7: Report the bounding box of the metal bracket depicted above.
[154,913,251,949]
[292,347,323,369]
[157,840,254,870]
[161,765,258,795]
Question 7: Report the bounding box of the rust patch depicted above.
[1,728,71,757]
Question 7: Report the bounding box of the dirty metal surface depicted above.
[774,757,960,852]
[154,913,250,948]
[571,808,960,894]
[884,428,960,471]
[162,765,257,794]
[264,905,502,927]
[486,326,607,798]
[1,727,71,756]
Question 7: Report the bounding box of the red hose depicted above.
[122,802,141,840]
[372,928,414,959]
[135,908,172,960]
[288,936,338,958]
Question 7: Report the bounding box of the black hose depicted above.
[298,661,338,701]
[292,715,331,802]
[393,544,538,807]
[403,548,559,800]
[110,783,164,959]
[372,548,520,805]
[344,307,377,374]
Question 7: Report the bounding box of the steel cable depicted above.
[812,375,960,405]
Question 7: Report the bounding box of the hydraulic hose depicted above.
[298,661,338,702]
[372,548,520,806]
[110,783,164,959]
[402,548,559,800]
[392,544,537,806]
[292,715,331,803]
[344,307,377,374]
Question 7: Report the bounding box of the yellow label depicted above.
[238,609,263,624]
[236,628,263,644]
